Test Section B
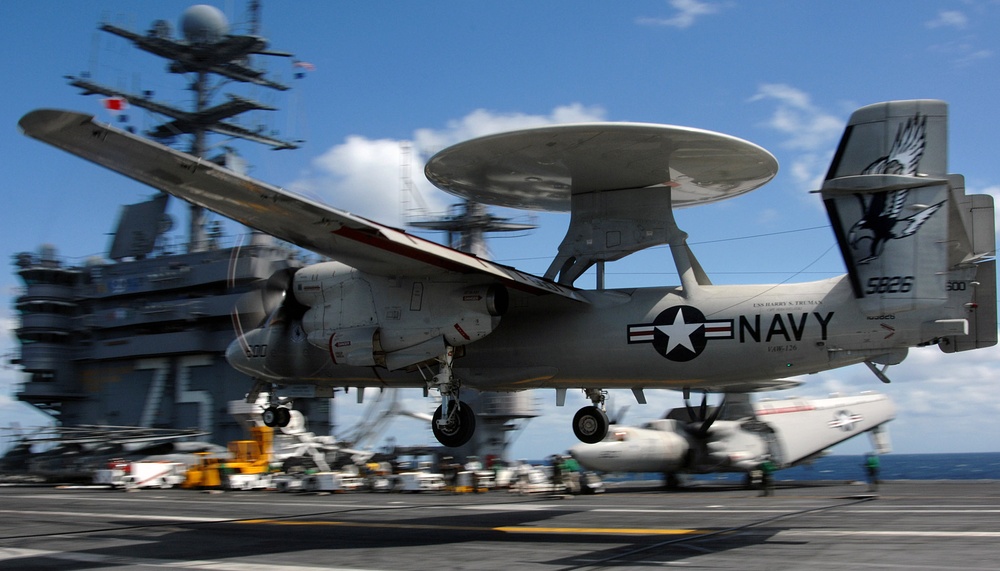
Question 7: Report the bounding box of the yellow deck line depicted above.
[238,519,706,536]
[493,526,703,536]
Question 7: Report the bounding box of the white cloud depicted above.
[414,103,606,155]
[0,316,52,437]
[749,84,845,190]
[0,366,54,456]
[637,0,723,29]
[1,315,19,344]
[928,39,994,67]
[956,49,994,67]
[804,341,1000,453]
[756,208,781,225]
[291,135,425,225]
[926,10,968,30]
[287,104,606,226]
[924,11,994,68]
[750,84,844,151]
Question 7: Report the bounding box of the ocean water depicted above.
[776,452,1000,482]
[607,453,1000,483]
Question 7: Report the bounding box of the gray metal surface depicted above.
[0,481,996,570]
[424,123,778,211]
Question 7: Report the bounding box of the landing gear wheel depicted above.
[573,405,609,444]
[275,406,291,427]
[432,401,476,448]
[262,406,291,428]
[262,406,279,427]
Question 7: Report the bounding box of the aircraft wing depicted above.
[19,109,584,301]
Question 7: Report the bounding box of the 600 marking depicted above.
[246,344,267,358]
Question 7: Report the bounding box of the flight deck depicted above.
[0,481,996,570]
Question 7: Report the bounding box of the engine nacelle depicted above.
[294,261,506,369]
[321,326,376,367]
[380,283,507,352]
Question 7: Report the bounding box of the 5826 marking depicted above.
[865,276,914,295]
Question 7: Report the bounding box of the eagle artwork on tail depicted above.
[848,114,945,264]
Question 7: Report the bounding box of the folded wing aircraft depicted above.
[18,100,996,447]
[570,391,896,487]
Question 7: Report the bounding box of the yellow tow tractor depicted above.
[182,425,274,490]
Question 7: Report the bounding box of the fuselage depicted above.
[228,270,966,392]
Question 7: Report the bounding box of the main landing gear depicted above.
[248,379,292,428]
[262,405,291,428]
[429,346,475,448]
[573,388,610,444]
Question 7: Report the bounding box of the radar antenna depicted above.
[403,144,536,259]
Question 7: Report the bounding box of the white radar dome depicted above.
[181,5,229,44]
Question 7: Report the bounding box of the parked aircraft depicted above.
[19,99,996,448]
[570,391,895,487]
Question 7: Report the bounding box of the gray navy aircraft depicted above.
[18,99,996,449]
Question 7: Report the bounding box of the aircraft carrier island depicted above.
[6,2,320,460]
[13,231,320,445]
[5,2,537,471]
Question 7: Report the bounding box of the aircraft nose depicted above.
[225,337,253,374]
[568,441,611,470]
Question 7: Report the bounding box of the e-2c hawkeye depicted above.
[18,99,995,448]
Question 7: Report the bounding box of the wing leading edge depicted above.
[19,109,584,301]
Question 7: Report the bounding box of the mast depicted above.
[67,3,300,253]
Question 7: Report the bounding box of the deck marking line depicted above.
[0,509,221,522]
[782,530,1000,538]
[239,519,708,536]
[0,547,381,571]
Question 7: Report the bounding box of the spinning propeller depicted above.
[683,391,725,439]
[227,233,307,427]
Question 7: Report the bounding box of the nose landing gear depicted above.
[247,379,292,428]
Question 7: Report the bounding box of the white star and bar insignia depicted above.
[628,305,733,362]
[829,410,864,431]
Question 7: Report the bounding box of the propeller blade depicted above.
[694,394,727,439]
[227,234,299,344]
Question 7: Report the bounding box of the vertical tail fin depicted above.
[941,259,997,352]
[822,100,949,312]
[825,100,948,181]
[940,175,997,352]
[821,100,996,349]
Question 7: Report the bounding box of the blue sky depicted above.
[3,1,1000,459]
